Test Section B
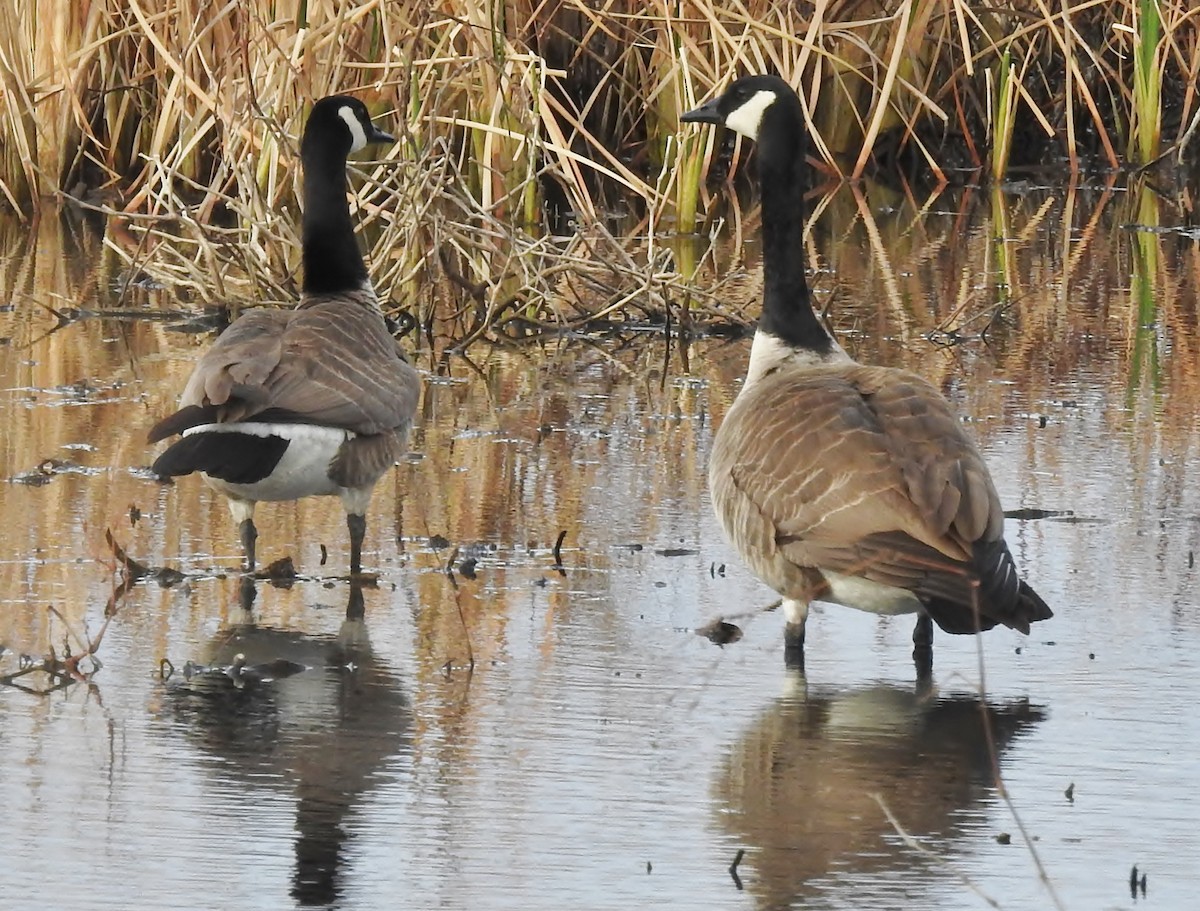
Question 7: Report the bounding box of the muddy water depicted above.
[1,181,1198,909]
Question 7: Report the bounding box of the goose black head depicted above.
[298,95,396,295]
[301,95,395,161]
[680,75,802,143]
[682,75,822,353]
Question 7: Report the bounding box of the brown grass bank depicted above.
[3,1,1198,202]
[0,1,1197,338]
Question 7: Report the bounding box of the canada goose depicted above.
[716,682,1044,906]
[149,95,421,577]
[168,583,409,905]
[681,76,1052,666]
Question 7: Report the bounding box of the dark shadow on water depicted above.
[163,581,410,906]
[715,680,1046,909]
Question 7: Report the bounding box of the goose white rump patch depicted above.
[186,422,354,502]
[820,572,923,616]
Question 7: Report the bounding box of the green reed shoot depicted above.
[1128,181,1162,398]
[1131,0,1163,165]
[989,48,1018,182]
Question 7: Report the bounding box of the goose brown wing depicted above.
[712,364,1026,628]
[175,309,289,418]
[174,302,418,436]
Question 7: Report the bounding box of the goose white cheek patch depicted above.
[339,105,369,152]
[724,89,777,140]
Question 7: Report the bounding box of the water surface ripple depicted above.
[2,183,1198,909]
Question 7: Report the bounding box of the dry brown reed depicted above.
[0,1,1196,339]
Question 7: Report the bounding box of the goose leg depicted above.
[345,581,366,621]
[228,499,258,573]
[239,519,258,573]
[238,573,258,612]
[782,598,808,669]
[912,613,933,677]
[347,513,366,576]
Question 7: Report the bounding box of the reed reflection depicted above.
[715,681,1045,909]
[165,582,409,906]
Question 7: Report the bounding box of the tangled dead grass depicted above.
[0,2,1197,340]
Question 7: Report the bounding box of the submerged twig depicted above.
[728,849,745,890]
[971,596,1067,911]
[872,794,1002,909]
[46,605,112,678]
[552,529,567,569]
[105,528,153,581]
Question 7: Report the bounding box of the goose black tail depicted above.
[152,432,289,485]
[973,537,1053,633]
[922,538,1053,635]
[1016,579,1054,627]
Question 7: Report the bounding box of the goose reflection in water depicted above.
[165,582,409,906]
[716,682,1045,909]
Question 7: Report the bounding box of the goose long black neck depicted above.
[301,144,369,296]
[755,109,833,354]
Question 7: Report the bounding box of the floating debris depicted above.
[1003,507,1073,520]
[10,457,99,485]
[1065,782,1075,802]
[163,652,307,690]
[552,529,567,570]
[257,556,297,582]
[1129,864,1147,898]
[696,619,743,647]
[729,848,745,890]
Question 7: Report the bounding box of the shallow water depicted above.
[2,180,1199,910]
